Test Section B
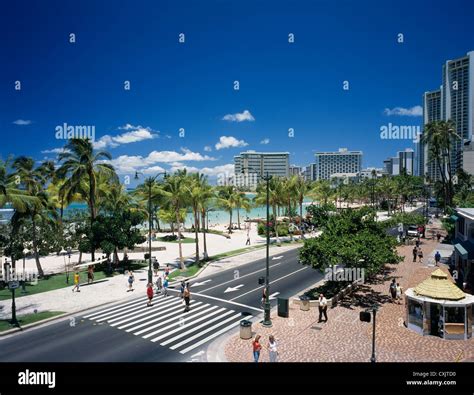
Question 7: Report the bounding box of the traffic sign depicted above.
[8,280,20,289]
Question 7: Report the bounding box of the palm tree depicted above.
[56,139,117,261]
[161,170,189,270]
[255,177,284,245]
[234,191,251,230]
[294,176,308,220]
[308,180,333,206]
[12,157,57,277]
[217,185,238,234]
[422,120,461,211]
[0,158,38,212]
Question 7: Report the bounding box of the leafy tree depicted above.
[299,208,402,278]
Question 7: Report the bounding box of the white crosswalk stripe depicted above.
[84,295,253,355]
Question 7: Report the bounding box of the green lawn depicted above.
[158,236,196,244]
[168,263,201,280]
[0,311,64,332]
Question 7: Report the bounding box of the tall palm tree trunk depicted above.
[237,208,241,229]
[31,218,44,277]
[176,209,185,271]
[273,205,280,245]
[194,209,200,263]
[201,210,208,259]
[228,210,233,234]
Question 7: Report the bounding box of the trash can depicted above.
[277,295,289,318]
[240,320,252,339]
[299,295,310,311]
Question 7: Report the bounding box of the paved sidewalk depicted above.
[222,227,474,362]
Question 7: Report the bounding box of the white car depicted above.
[407,225,419,238]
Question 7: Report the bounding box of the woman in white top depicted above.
[268,335,278,362]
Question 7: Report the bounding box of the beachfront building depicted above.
[303,163,316,182]
[289,165,303,177]
[234,151,290,189]
[419,89,443,180]
[358,167,384,180]
[383,149,415,176]
[405,269,473,340]
[314,148,362,181]
[418,51,474,180]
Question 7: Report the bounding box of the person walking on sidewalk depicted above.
[268,335,279,362]
[163,276,169,297]
[252,335,262,363]
[165,264,170,277]
[435,251,441,266]
[318,293,328,322]
[155,275,163,294]
[153,259,159,277]
[87,265,94,284]
[146,283,154,306]
[261,287,267,308]
[389,279,397,302]
[179,280,186,298]
[412,246,418,263]
[127,271,135,292]
[72,270,80,292]
[418,249,424,264]
[183,283,191,312]
[396,283,403,304]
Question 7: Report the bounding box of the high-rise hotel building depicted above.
[419,51,474,180]
[234,151,290,188]
[314,148,362,180]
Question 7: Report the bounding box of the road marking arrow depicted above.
[272,256,283,260]
[269,292,280,300]
[224,284,244,293]
[192,280,212,287]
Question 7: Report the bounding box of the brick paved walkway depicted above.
[224,229,474,362]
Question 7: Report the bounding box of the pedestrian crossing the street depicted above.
[83,295,252,355]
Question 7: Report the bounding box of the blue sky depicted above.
[1,0,474,185]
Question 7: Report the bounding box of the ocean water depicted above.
[64,195,313,227]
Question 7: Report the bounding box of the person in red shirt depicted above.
[146,283,154,307]
[252,334,262,362]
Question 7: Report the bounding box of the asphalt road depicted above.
[0,247,323,362]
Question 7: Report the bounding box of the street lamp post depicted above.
[242,167,272,327]
[21,248,29,294]
[135,171,167,285]
[370,304,378,363]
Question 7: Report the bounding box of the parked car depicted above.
[407,225,419,238]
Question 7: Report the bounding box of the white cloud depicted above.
[41,148,70,154]
[204,146,212,152]
[260,138,270,145]
[12,119,32,125]
[140,165,166,175]
[222,110,255,122]
[384,106,422,117]
[107,149,215,174]
[215,136,249,150]
[199,164,235,177]
[93,124,158,149]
